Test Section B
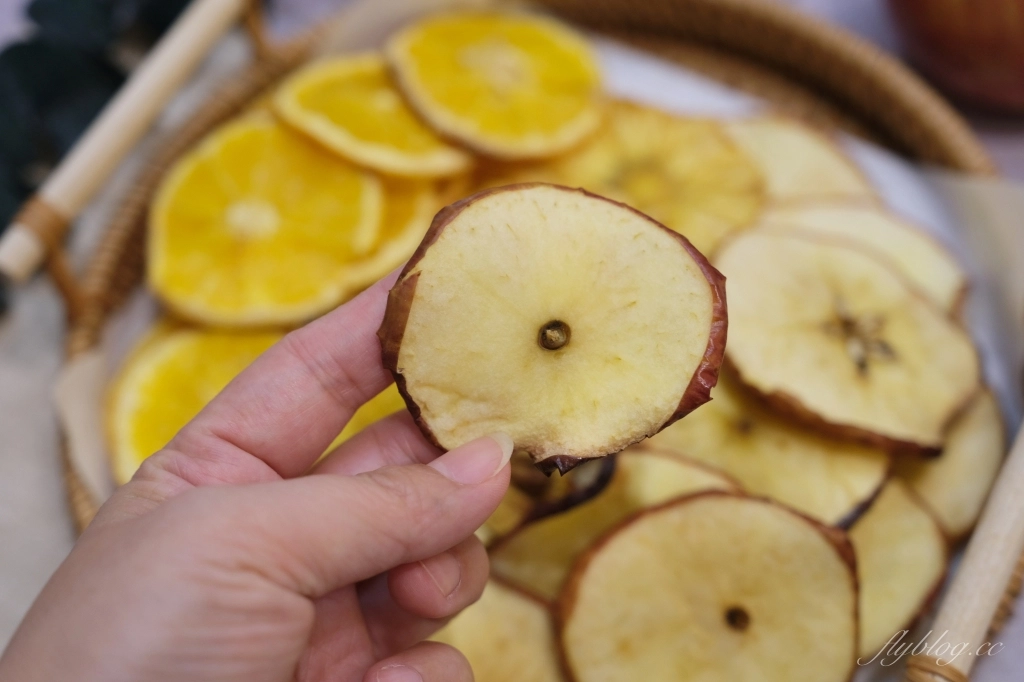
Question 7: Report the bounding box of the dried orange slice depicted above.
[386,12,602,159]
[479,101,764,254]
[343,176,438,294]
[108,327,282,485]
[275,53,473,177]
[149,116,382,326]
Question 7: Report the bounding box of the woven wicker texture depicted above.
[537,0,995,173]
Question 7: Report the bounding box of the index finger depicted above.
[168,270,400,478]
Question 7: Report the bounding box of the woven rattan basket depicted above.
[31,2,1024,680]
[58,0,998,529]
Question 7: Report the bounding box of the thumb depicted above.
[184,434,513,597]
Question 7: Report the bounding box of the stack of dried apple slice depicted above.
[705,207,997,662]
[407,178,1002,679]
[716,229,979,455]
[561,494,859,682]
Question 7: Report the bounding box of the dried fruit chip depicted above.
[716,231,979,454]
[896,389,1005,539]
[849,480,948,658]
[387,12,601,159]
[758,202,966,312]
[560,493,858,682]
[649,371,889,525]
[431,580,563,682]
[343,176,439,295]
[476,486,535,547]
[149,116,382,326]
[275,53,473,177]
[477,101,764,254]
[108,327,282,485]
[490,448,737,600]
[378,183,727,473]
[724,117,875,202]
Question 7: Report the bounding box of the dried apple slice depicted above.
[378,183,727,473]
[850,480,948,658]
[895,389,1005,539]
[716,231,979,454]
[475,485,535,547]
[507,452,615,506]
[560,493,857,682]
[758,202,966,312]
[477,101,765,254]
[524,457,619,522]
[490,448,737,600]
[431,580,562,682]
[648,371,889,525]
[724,117,875,202]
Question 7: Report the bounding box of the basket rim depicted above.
[538,0,994,174]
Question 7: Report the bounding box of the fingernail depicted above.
[429,433,514,485]
[377,665,423,682]
[419,550,462,599]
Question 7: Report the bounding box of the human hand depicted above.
[0,273,512,682]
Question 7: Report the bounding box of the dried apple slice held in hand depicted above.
[559,493,858,682]
[649,371,889,526]
[849,480,947,658]
[431,580,563,682]
[378,183,727,473]
[895,389,1006,539]
[716,231,979,455]
[490,448,738,601]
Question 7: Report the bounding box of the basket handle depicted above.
[0,0,269,316]
[904,423,1024,681]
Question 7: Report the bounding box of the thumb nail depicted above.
[429,433,514,485]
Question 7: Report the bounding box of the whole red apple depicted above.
[889,0,1024,113]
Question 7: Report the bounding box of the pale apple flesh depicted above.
[648,370,889,526]
[715,231,979,455]
[477,101,765,255]
[757,202,966,313]
[896,389,1005,539]
[490,448,738,600]
[724,117,876,202]
[559,492,858,682]
[849,480,948,658]
[475,485,535,547]
[379,183,727,473]
[431,580,563,682]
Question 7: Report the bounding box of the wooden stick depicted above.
[0,0,249,283]
[906,424,1024,680]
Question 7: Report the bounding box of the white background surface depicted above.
[0,1,1022,679]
